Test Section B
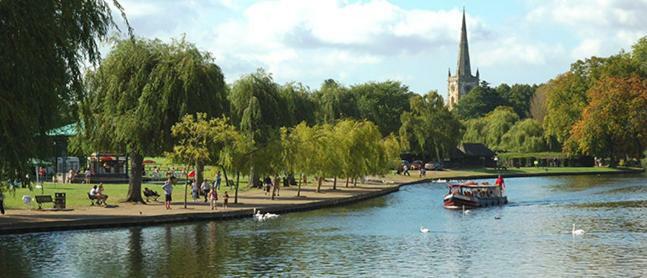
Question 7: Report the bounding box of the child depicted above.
[223,191,229,209]
[209,186,218,210]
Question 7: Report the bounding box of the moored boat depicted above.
[443,181,507,209]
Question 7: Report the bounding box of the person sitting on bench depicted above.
[89,184,107,206]
[143,187,160,201]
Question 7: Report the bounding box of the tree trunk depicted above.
[345,177,349,188]
[234,171,240,204]
[195,161,204,190]
[317,176,322,192]
[221,165,230,191]
[333,177,337,190]
[126,152,145,203]
[297,173,302,197]
[184,164,189,208]
[353,177,358,187]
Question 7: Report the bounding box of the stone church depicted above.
[447,9,479,110]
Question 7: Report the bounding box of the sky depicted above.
[108,0,647,97]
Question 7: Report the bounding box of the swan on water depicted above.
[420,226,430,233]
[572,224,585,236]
[263,213,279,220]
[462,205,470,214]
[253,208,265,221]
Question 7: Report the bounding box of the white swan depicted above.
[263,213,279,220]
[420,226,430,233]
[253,208,265,221]
[462,205,470,215]
[572,224,585,236]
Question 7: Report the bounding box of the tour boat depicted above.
[443,181,507,209]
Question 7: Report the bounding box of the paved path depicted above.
[0,182,399,235]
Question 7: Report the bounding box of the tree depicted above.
[169,113,240,207]
[314,79,359,124]
[462,106,519,151]
[498,84,536,118]
[500,119,547,152]
[453,82,506,120]
[566,76,647,164]
[400,91,463,161]
[279,83,317,127]
[530,83,549,124]
[351,81,414,136]
[78,38,228,202]
[229,69,285,186]
[0,0,127,184]
[542,72,589,147]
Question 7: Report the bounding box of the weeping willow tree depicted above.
[0,0,128,186]
[399,91,463,162]
[77,38,227,202]
[229,69,286,186]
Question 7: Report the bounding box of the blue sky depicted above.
[110,0,647,98]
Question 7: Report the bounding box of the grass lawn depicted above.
[2,180,253,210]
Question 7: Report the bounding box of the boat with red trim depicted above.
[443,181,507,209]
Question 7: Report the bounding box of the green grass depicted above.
[2,180,253,210]
[496,152,568,159]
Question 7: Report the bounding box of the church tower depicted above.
[447,9,479,110]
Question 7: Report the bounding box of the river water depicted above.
[1,174,646,277]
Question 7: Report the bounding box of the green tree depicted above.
[0,0,127,183]
[400,91,463,161]
[314,79,359,124]
[170,113,241,206]
[351,81,414,136]
[498,84,536,118]
[78,38,228,202]
[453,81,505,120]
[279,83,317,126]
[229,69,285,185]
[462,106,519,151]
[542,72,589,147]
[500,119,547,152]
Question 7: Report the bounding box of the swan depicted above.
[572,224,585,236]
[494,215,501,220]
[263,213,279,220]
[253,208,264,221]
[420,226,429,233]
[462,205,470,215]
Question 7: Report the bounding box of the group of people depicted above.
[162,175,229,210]
[88,183,109,206]
[263,176,281,200]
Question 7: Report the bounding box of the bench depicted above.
[35,195,53,209]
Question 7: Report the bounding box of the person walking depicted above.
[209,186,218,210]
[403,164,410,176]
[223,191,229,209]
[163,177,175,210]
[272,176,280,200]
[191,180,199,202]
[201,180,210,202]
[0,190,5,215]
[214,171,222,191]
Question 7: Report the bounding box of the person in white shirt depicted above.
[162,177,175,210]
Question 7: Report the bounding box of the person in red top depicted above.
[495,175,505,195]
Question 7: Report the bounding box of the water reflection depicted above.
[0,175,645,276]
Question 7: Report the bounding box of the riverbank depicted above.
[0,167,643,235]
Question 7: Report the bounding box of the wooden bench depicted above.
[35,195,53,209]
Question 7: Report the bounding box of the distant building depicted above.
[447,9,479,110]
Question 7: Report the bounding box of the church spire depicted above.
[457,8,472,77]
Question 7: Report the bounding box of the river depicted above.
[1,174,646,277]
